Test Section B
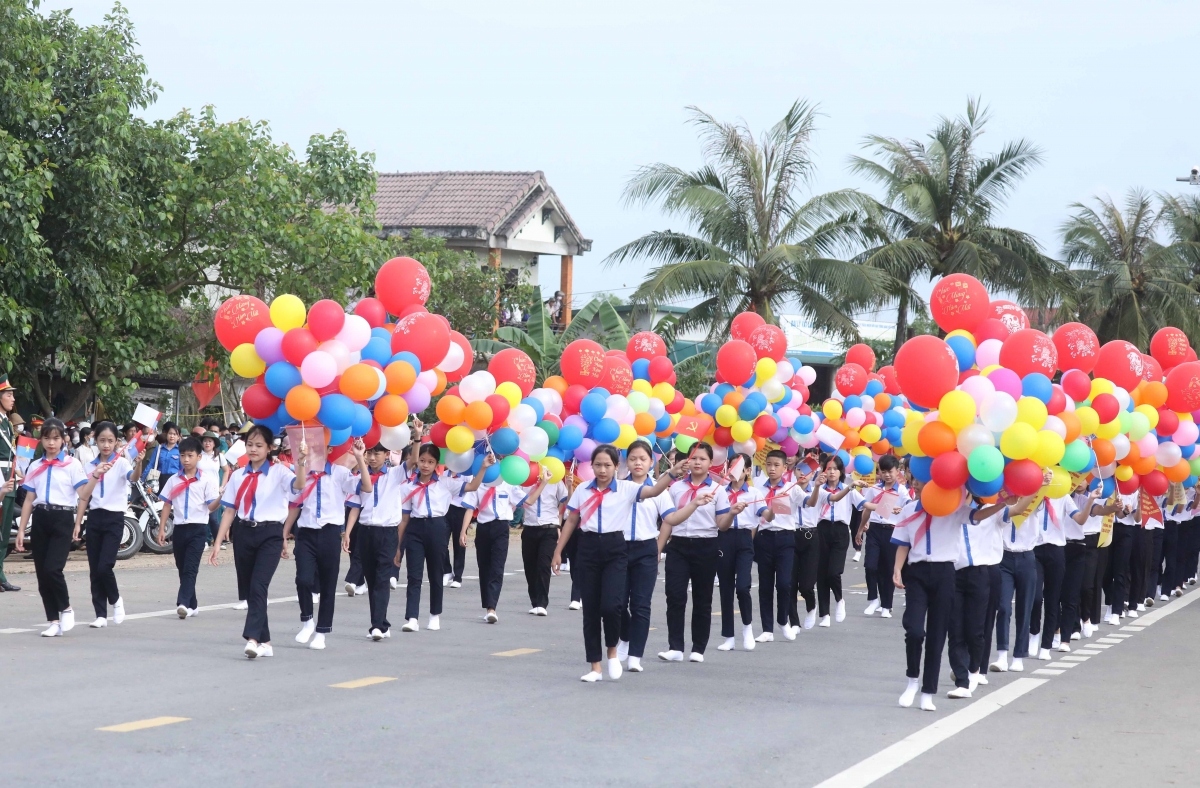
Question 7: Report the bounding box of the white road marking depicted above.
[1033,669,1064,676]
[1060,656,1090,662]
[1120,626,1145,632]
[1046,662,1078,669]
[0,628,33,634]
[1073,649,1101,655]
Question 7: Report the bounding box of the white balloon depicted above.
[518,426,549,459]
[438,342,465,372]
[1156,442,1183,468]
[335,314,372,352]
[444,449,475,473]
[761,379,785,402]
[957,423,995,456]
[980,392,1017,432]
[1096,462,1115,479]
[370,368,387,401]
[648,399,666,418]
[509,403,538,432]
[799,365,817,385]
[1110,433,1131,461]
[380,424,411,451]
[774,360,795,382]
[711,445,729,466]
[1113,387,1131,412]
[735,439,757,456]
[1043,415,1066,439]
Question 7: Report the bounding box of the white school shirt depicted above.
[86,453,135,512]
[859,482,912,525]
[566,479,643,535]
[1075,492,1103,536]
[446,471,474,508]
[293,462,358,529]
[628,478,675,542]
[463,481,521,524]
[401,473,465,519]
[1164,493,1190,523]
[220,461,296,523]
[812,483,864,524]
[667,477,731,539]
[957,505,1009,569]
[161,470,220,524]
[1033,495,1078,547]
[1114,492,1140,526]
[758,479,803,531]
[726,483,766,530]
[516,481,568,526]
[353,465,409,526]
[891,500,971,564]
[21,452,88,507]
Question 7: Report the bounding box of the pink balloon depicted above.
[987,367,1022,399]
[976,338,1003,368]
[575,460,595,481]
[300,351,337,388]
[402,383,431,414]
[1174,420,1199,446]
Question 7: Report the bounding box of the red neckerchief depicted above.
[171,472,201,505]
[679,478,708,506]
[579,483,613,525]
[728,484,747,505]
[820,484,843,519]
[765,479,788,504]
[476,486,498,514]
[290,467,328,509]
[403,477,435,507]
[1042,498,1060,531]
[234,464,266,517]
[26,455,68,483]
[898,503,933,549]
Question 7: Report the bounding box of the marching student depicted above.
[342,442,410,641]
[198,431,227,546]
[1028,484,1097,658]
[344,445,410,597]
[15,418,88,637]
[716,454,763,652]
[442,467,474,589]
[893,481,1012,710]
[461,458,522,624]
[552,444,680,682]
[157,436,220,619]
[1160,485,1193,599]
[142,421,182,493]
[283,438,370,651]
[1075,481,1119,637]
[755,450,801,641]
[807,455,863,627]
[516,467,569,616]
[75,420,146,628]
[1105,488,1141,623]
[990,475,1046,674]
[786,460,821,631]
[209,425,297,659]
[856,455,911,618]
[396,444,485,632]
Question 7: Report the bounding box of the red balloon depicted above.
[399,304,428,318]
[1150,327,1192,369]
[485,394,511,431]
[648,356,674,385]
[391,311,451,372]
[1051,322,1099,373]
[1157,408,1180,436]
[352,297,388,328]
[894,335,960,409]
[1004,459,1044,496]
[1094,340,1145,391]
[835,363,868,396]
[489,348,537,396]
[214,295,272,352]
[845,343,876,373]
[973,318,1011,342]
[713,426,734,447]
[362,420,382,449]
[445,330,473,382]
[375,256,431,315]
[1046,385,1066,415]
[748,324,787,361]
[626,331,667,360]
[666,391,685,414]
[428,421,450,448]
[307,299,346,342]
[1091,393,1119,423]
[562,384,588,415]
[522,460,541,487]
[716,340,757,384]
[597,354,634,396]
[730,312,766,342]
[328,438,353,462]
[929,274,990,332]
[1141,469,1169,497]
[990,300,1030,334]
[999,329,1057,378]
[931,451,969,489]
[753,415,777,438]
[1060,369,1091,402]
[877,365,901,396]
[281,328,319,366]
[242,383,281,420]
[560,339,607,388]
[1165,361,1200,413]
[1141,354,1163,383]
[1116,476,1141,495]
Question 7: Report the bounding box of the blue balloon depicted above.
[318,393,356,431]
[1021,373,1053,404]
[843,395,862,411]
[274,401,291,424]
[699,393,721,416]
[389,351,422,376]
[546,447,568,462]
[592,417,620,444]
[632,358,651,380]
[1185,475,1197,489]
[654,413,672,432]
[350,404,373,437]
[591,387,612,400]
[967,476,1004,497]
[738,396,764,421]
[946,335,976,371]
[255,414,283,436]
[557,424,584,452]
[835,449,851,466]
[265,362,302,398]
[482,463,501,484]
[370,327,392,342]
[865,379,884,397]
[883,409,906,428]
[468,453,485,475]
[793,415,814,434]
[361,336,393,366]
[910,456,934,482]
[580,393,607,423]
[885,426,903,445]
[1100,476,1115,497]
[521,397,545,423]
[328,427,352,447]
[490,427,519,456]
[714,383,735,400]
[656,437,674,454]
[853,454,874,475]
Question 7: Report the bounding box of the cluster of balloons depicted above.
[213,257,473,459]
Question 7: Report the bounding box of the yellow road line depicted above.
[98,716,190,733]
[330,676,398,689]
[492,648,542,657]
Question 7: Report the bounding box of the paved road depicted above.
[1,540,1196,786]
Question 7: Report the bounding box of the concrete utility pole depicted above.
[1176,166,1200,186]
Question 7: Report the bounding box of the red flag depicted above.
[674,414,714,441]
[192,358,221,410]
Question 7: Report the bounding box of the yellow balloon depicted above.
[1000,422,1038,460]
[495,381,522,408]
[230,343,265,378]
[979,364,1002,376]
[631,379,653,396]
[1134,404,1159,429]
[614,423,637,449]
[651,382,676,403]
[1045,466,1071,498]
[823,400,844,420]
[270,294,306,331]
[1015,396,1048,429]
[715,404,738,428]
[1075,405,1099,436]
[1114,464,1134,481]
[445,425,474,454]
[730,420,753,443]
[860,424,882,444]
[755,358,777,386]
[945,329,978,347]
[938,390,977,431]
[906,410,925,426]
[1090,378,1114,398]
[1031,430,1065,467]
[1095,418,1121,440]
[902,423,926,457]
[541,457,566,484]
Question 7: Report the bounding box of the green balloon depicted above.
[674,435,698,454]
[500,454,530,485]
[1060,440,1091,473]
[538,419,559,447]
[967,445,1004,483]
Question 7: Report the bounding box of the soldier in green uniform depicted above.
[0,377,21,591]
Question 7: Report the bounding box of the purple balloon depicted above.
[780,436,799,456]
[574,438,597,462]
[254,327,285,366]
[988,368,1022,399]
[402,384,431,414]
[771,424,788,442]
[563,414,589,434]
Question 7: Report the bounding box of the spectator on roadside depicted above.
[75,426,97,465]
[143,421,183,492]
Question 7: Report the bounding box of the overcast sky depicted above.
[45,0,1200,320]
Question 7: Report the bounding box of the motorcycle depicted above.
[132,478,173,554]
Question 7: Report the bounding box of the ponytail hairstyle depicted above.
[92,420,120,442]
[417,443,441,462]
[591,444,621,467]
[244,425,276,457]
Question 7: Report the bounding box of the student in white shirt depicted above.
[462,457,521,624]
[442,468,474,588]
[856,455,911,618]
[1161,486,1192,599]
[806,455,864,627]
[210,425,298,659]
[398,443,484,632]
[343,444,411,639]
[1106,490,1141,624]
[786,461,821,631]
[199,431,227,545]
[1074,480,1120,638]
[755,450,803,639]
[552,444,681,682]
[516,470,568,616]
[15,418,89,637]
[1027,488,1095,659]
[75,420,146,629]
[284,438,371,651]
[717,453,765,652]
[157,436,220,619]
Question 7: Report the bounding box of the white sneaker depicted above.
[742,624,755,651]
[580,670,602,682]
[899,678,919,707]
[309,633,326,650]
[235,600,248,611]
[427,615,440,631]
[312,593,320,604]
[1160,593,1169,602]
[256,644,273,658]
[756,632,775,643]
[1009,658,1024,672]
[113,599,125,624]
[688,652,704,663]
[560,560,570,573]
[804,609,817,629]
[607,657,623,680]
[717,637,735,651]
[782,625,798,641]
[880,608,893,618]
[41,623,63,637]
[947,686,973,699]
[295,619,316,644]
[534,607,547,616]
[1037,648,1051,660]
[818,615,831,628]
[1056,642,1071,653]
[442,573,452,587]
[852,550,861,562]
[345,582,357,597]
[835,600,846,623]
[402,618,419,632]
[89,617,107,628]
[1128,609,1139,618]
[356,584,368,595]
[1106,613,1120,625]
[974,671,989,685]
[658,650,684,662]
[244,641,259,658]
[449,580,462,589]
[528,607,538,615]
[177,605,188,619]
[627,656,643,672]
[568,600,582,611]
[187,608,198,617]
[1051,633,1061,648]
[1136,604,1146,613]
[864,598,881,616]
[486,611,498,624]
[989,652,1009,672]
[1070,631,1080,641]
[920,693,937,711]
[370,628,384,642]
[60,609,75,633]
[617,640,630,661]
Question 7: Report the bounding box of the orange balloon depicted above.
[1058,411,1081,444]
[1130,381,1145,407]
[464,401,494,431]
[1121,443,1141,466]
[543,375,568,395]
[384,361,416,395]
[681,399,698,416]
[754,436,766,451]
[918,421,957,457]
[723,391,745,408]
[1142,381,1168,408]
[633,412,656,435]
[873,393,892,411]
[1166,459,1191,483]
[1131,455,1156,475]
[436,394,465,425]
[842,430,861,450]
[431,368,447,396]
[339,363,379,402]
[374,394,409,427]
[285,385,321,421]
[873,439,893,455]
[1092,437,1115,466]
[921,480,963,516]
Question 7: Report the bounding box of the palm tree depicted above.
[850,98,1069,350]
[606,100,890,342]
[1062,191,1200,347]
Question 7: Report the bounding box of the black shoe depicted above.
[0,581,20,592]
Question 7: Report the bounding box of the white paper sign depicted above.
[132,403,162,429]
